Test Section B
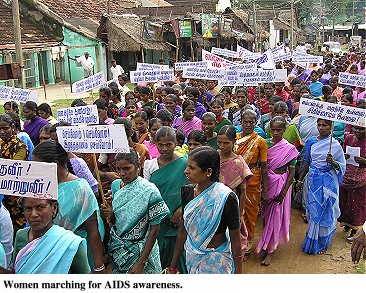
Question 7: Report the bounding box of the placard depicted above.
[339,72,366,88]
[0,159,58,200]
[271,45,292,62]
[211,47,237,59]
[202,49,236,68]
[292,52,323,64]
[136,63,169,71]
[174,61,207,71]
[236,45,261,60]
[299,97,365,127]
[0,86,38,103]
[218,69,287,86]
[56,124,130,153]
[227,63,258,71]
[182,67,227,80]
[72,72,105,94]
[57,105,99,125]
[130,70,174,83]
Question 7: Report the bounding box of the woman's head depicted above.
[299,85,310,97]
[93,98,109,121]
[156,109,173,126]
[99,87,112,102]
[273,101,288,118]
[4,101,19,115]
[235,88,248,107]
[114,148,140,184]
[317,118,332,137]
[264,83,275,99]
[134,111,148,133]
[310,70,319,82]
[38,103,53,120]
[186,87,200,103]
[349,64,358,75]
[71,98,87,107]
[210,98,224,118]
[23,101,39,120]
[110,86,122,102]
[240,109,257,134]
[357,98,365,109]
[268,96,282,114]
[156,126,177,158]
[341,93,353,106]
[352,125,365,140]
[182,100,196,120]
[201,112,216,137]
[39,124,52,143]
[125,99,138,116]
[125,91,135,100]
[187,130,207,152]
[325,95,338,104]
[221,87,232,103]
[217,125,236,155]
[186,146,220,183]
[269,116,286,141]
[164,94,178,113]
[139,86,152,103]
[148,118,162,139]
[0,114,15,140]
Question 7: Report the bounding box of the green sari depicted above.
[207,135,218,150]
[214,117,232,133]
[108,177,169,273]
[267,123,302,148]
[150,157,189,273]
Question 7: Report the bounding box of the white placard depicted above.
[0,159,58,200]
[72,72,105,94]
[299,97,365,127]
[57,105,99,125]
[182,67,227,80]
[174,61,207,71]
[292,52,323,64]
[202,49,236,68]
[339,72,366,88]
[346,146,361,167]
[56,124,130,153]
[211,47,237,59]
[130,70,174,83]
[227,63,258,71]
[254,50,275,70]
[136,62,169,71]
[0,86,39,103]
[236,44,261,60]
[219,69,287,86]
[271,45,292,62]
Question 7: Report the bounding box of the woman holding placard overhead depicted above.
[32,140,106,273]
[0,114,28,233]
[296,119,346,254]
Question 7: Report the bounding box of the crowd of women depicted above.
[0,49,364,274]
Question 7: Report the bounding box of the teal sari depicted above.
[108,177,169,274]
[150,157,189,273]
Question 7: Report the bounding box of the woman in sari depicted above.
[0,197,90,274]
[143,118,162,159]
[234,109,268,258]
[210,97,232,133]
[38,103,58,125]
[0,114,28,233]
[201,112,218,150]
[309,70,323,98]
[218,125,253,255]
[0,201,13,268]
[144,127,189,273]
[170,146,242,274]
[101,149,169,273]
[33,140,106,272]
[255,117,298,266]
[172,100,202,139]
[338,126,366,240]
[296,119,346,254]
[22,101,49,146]
[134,111,150,144]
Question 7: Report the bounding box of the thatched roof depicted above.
[101,14,170,52]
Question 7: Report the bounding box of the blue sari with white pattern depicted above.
[184,182,237,274]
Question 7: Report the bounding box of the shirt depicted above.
[76,56,94,71]
[110,65,124,81]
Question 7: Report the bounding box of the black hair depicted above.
[264,82,275,89]
[221,86,232,95]
[49,121,71,134]
[93,98,109,109]
[175,129,185,144]
[268,96,282,103]
[38,103,53,116]
[185,86,199,98]
[32,140,75,175]
[256,85,265,94]
[236,87,248,95]
[187,130,207,144]
[357,98,365,108]
[299,85,310,93]
[118,74,128,81]
[217,125,236,141]
[140,86,152,96]
[135,110,148,121]
[99,87,112,96]
[342,88,353,95]
[270,116,287,128]
[322,85,332,95]
[149,118,162,130]
[290,78,301,86]
[115,148,139,166]
[273,101,288,113]
[156,109,173,122]
[161,87,174,95]
[317,118,332,126]
[182,100,195,112]
[165,94,178,103]
[71,99,87,107]
[40,124,52,134]
[6,112,20,131]
[342,93,353,104]
[189,146,220,182]
[114,117,133,137]
[24,101,39,116]
[110,86,122,102]
[142,106,154,120]
[125,99,137,108]
[125,91,135,99]
[4,101,19,114]
[155,126,177,143]
[210,97,224,108]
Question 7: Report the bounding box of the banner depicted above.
[299,97,365,127]
[0,159,58,200]
[338,72,366,88]
[179,21,192,38]
[130,70,174,83]
[0,86,38,103]
[174,61,207,71]
[292,52,323,64]
[57,105,99,125]
[182,67,227,80]
[218,69,287,86]
[56,124,130,154]
[72,72,105,94]
[142,21,163,41]
[236,45,261,60]
[271,45,292,62]
[211,47,237,59]
[202,49,236,68]
[136,63,169,71]
[227,63,258,71]
[201,14,219,38]
[254,50,275,70]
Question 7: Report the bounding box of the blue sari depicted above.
[302,136,346,254]
[309,81,323,98]
[184,182,237,274]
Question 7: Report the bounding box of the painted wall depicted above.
[62,27,104,84]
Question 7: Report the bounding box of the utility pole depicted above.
[291,0,294,50]
[12,0,24,88]
[253,0,258,52]
[352,0,355,36]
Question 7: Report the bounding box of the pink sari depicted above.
[255,139,298,254]
[172,116,202,139]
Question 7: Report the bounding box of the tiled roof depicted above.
[0,2,58,48]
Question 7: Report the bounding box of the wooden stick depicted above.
[328,121,334,154]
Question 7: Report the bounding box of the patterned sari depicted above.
[172,116,202,139]
[302,136,346,254]
[149,157,189,273]
[234,131,267,249]
[220,155,253,251]
[184,182,237,273]
[255,139,298,254]
[108,177,169,273]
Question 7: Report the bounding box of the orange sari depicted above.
[235,131,268,249]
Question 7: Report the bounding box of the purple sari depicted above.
[23,116,49,146]
[172,116,202,139]
[255,139,298,254]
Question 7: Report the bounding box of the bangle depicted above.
[234,254,243,259]
[167,267,179,273]
[94,264,105,272]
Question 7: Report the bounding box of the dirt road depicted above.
[242,208,362,274]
